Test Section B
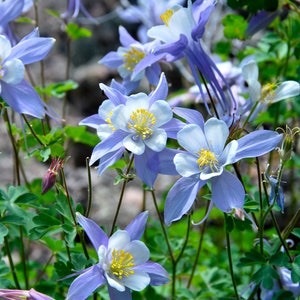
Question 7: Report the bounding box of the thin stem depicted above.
[78,230,90,260]
[85,157,92,218]
[60,168,77,226]
[22,115,45,146]
[187,200,209,288]
[226,230,240,300]
[4,236,21,289]
[3,109,21,185]
[109,155,134,236]
[19,226,29,289]
[150,190,176,299]
[256,158,264,255]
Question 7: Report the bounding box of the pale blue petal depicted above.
[98,99,115,120]
[204,118,228,154]
[123,134,145,155]
[172,106,204,127]
[119,26,138,47]
[89,130,126,165]
[2,58,24,84]
[161,118,185,139]
[79,114,102,129]
[1,80,45,118]
[150,100,172,127]
[97,147,125,175]
[125,211,149,241]
[134,148,159,187]
[164,175,206,225]
[97,124,114,140]
[234,130,283,162]
[10,37,55,65]
[108,286,132,300]
[99,83,127,106]
[272,81,300,102]
[148,73,168,104]
[177,124,208,153]
[66,265,105,300]
[137,261,169,286]
[99,51,123,68]
[158,148,181,176]
[174,152,199,177]
[0,0,23,26]
[211,171,245,212]
[144,129,167,152]
[76,213,108,250]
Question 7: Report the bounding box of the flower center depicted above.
[0,58,4,79]
[197,149,219,171]
[105,110,116,131]
[110,249,135,280]
[123,47,145,71]
[160,9,174,26]
[127,108,156,140]
[261,82,277,103]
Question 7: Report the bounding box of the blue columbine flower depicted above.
[164,117,283,225]
[99,26,165,93]
[239,58,300,122]
[145,0,236,116]
[116,0,185,42]
[80,73,183,187]
[0,288,54,300]
[0,30,55,118]
[66,212,169,300]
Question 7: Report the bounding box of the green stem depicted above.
[150,190,176,299]
[109,155,134,236]
[85,157,92,218]
[3,109,21,185]
[187,200,209,288]
[19,226,29,289]
[256,158,264,255]
[22,115,45,146]
[225,230,240,299]
[4,236,21,289]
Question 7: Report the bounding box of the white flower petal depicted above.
[177,124,208,153]
[124,240,150,265]
[122,270,150,291]
[97,124,113,140]
[273,81,300,103]
[219,140,238,166]
[144,129,167,152]
[108,230,130,251]
[204,118,228,154]
[0,35,12,59]
[150,100,172,127]
[98,100,115,120]
[2,58,24,84]
[105,273,126,292]
[123,134,145,155]
[174,152,199,177]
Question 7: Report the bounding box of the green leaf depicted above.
[65,125,99,146]
[239,248,266,266]
[291,255,300,283]
[42,80,79,98]
[0,224,8,244]
[222,14,247,40]
[66,23,92,40]
[252,265,279,289]
[269,252,289,267]
[32,212,61,227]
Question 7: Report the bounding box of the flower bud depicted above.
[41,157,64,194]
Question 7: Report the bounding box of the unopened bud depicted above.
[41,157,64,194]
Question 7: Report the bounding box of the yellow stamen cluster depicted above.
[123,47,145,71]
[160,9,174,26]
[261,82,277,103]
[110,249,135,280]
[127,108,156,140]
[105,110,116,131]
[196,148,219,171]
